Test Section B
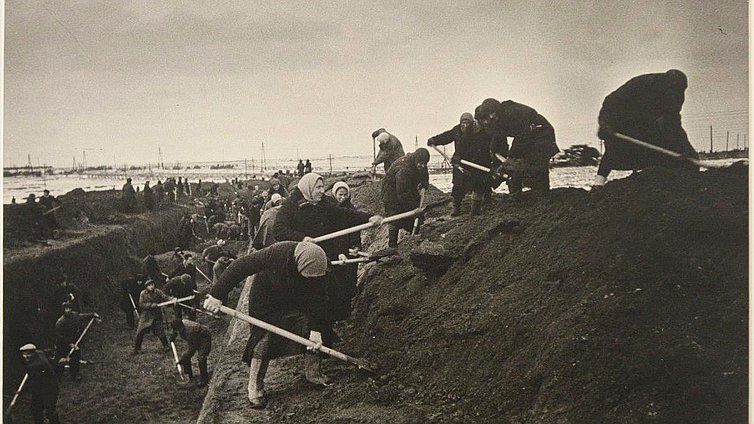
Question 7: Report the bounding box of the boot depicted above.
[181,359,194,380]
[159,337,171,353]
[450,199,462,217]
[197,358,209,388]
[247,358,268,408]
[387,224,399,248]
[470,200,482,217]
[304,352,331,386]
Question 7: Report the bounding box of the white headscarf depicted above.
[297,172,324,203]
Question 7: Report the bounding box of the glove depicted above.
[307,331,323,352]
[368,215,384,226]
[597,123,614,140]
[203,295,222,314]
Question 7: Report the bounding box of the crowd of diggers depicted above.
[12,70,703,420]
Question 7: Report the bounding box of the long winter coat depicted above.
[430,123,493,191]
[599,72,697,170]
[486,100,559,163]
[137,288,170,334]
[209,241,327,363]
[24,350,59,397]
[273,188,372,259]
[381,152,429,230]
[328,197,362,321]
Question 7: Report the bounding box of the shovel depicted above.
[42,205,63,216]
[157,295,196,308]
[64,317,97,360]
[5,373,28,417]
[331,247,399,266]
[431,145,507,188]
[412,189,426,235]
[170,342,188,382]
[613,132,740,169]
[430,145,469,175]
[216,304,378,373]
[312,198,451,244]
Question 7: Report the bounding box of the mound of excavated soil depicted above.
[200,167,747,423]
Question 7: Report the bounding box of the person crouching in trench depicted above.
[203,241,330,409]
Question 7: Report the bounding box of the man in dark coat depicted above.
[133,280,173,354]
[381,148,430,247]
[143,181,155,211]
[297,159,305,177]
[304,159,313,174]
[475,98,559,196]
[170,254,198,286]
[203,241,330,408]
[202,239,230,279]
[20,344,60,424]
[594,69,698,188]
[52,274,82,314]
[164,274,196,320]
[428,112,493,216]
[55,303,100,380]
[170,319,212,388]
[372,129,406,173]
[115,275,144,329]
[38,189,61,237]
[122,178,136,212]
[143,250,167,288]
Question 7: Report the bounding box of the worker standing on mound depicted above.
[428,112,493,216]
[19,344,60,424]
[381,148,430,248]
[474,98,559,196]
[203,241,331,409]
[55,303,101,381]
[133,279,174,355]
[170,319,212,388]
[593,69,698,189]
[371,129,406,173]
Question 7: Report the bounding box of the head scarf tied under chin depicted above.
[332,181,350,197]
[297,172,324,203]
[294,242,328,278]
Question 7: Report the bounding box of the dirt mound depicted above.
[199,167,746,423]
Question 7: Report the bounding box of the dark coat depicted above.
[253,206,282,250]
[328,197,362,322]
[381,152,429,228]
[52,283,81,313]
[486,100,559,163]
[137,288,170,333]
[273,188,372,259]
[209,241,327,363]
[24,350,59,397]
[169,263,197,287]
[373,133,406,171]
[599,72,697,170]
[55,311,96,346]
[430,123,493,191]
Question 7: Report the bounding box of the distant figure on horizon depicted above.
[593,69,698,189]
[143,181,155,211]
[297,160,305,177]
[372,128,405,174]
[39,189,62,237]
[122,178,136,213]
[304,159,312,174]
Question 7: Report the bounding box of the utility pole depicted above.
[737,133,740,150]
[244,159,248,179]
[726,131,729,152]
[709,126,713,153]
[329,154,333,175]
[415,136,418,150]
[261,142,267,173]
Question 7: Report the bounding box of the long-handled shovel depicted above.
[129,294,140,319]
[157,295,196,308]
[312,199,451,244]
[170,342,188,382]
[412,189,426,235]
[65,317,96,360]
[613,132,732,169]
[196,267,212,284]
[42,205,63,216]
[178,303,221,319]
[431,145,507,187]
[429,145,469,174]
[216,304,378,373]
[331,248,398,266]
[5,373,28,416]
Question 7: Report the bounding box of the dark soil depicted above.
[200,167,747,423]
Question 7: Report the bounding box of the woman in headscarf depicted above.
[274,174,382,336]
[327,182,363,322]
[204,241,331,408]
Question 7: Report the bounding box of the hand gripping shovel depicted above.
[612,132,740,169]
[412,189,426,235]
[431,145,507,188]
[64,317,96,361]
[171,342,188,382]
[157,295,196,308]
[312,199,451,244]
[216,305,379,373]
[429,145,469,175]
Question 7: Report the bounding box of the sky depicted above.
[3,0,749,168]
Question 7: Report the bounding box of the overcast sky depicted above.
[3,0,748,168]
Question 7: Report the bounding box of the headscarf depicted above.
[375,132,391,145]
[332,181,350,198]
[459,112,474,123]
[297,172,324,203]
[294,242,328,278]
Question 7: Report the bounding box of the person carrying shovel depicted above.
[428,112,493,216]
[17,344,60,424]
[54,302,101,381]
[170,319,213,388]
[593,69,698,189]
[133,279,174,355]
[381,148,430,247]
[203,241,332,409]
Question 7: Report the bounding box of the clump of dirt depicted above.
[199,167,747,423]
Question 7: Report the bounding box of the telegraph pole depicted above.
[709,126,713,153]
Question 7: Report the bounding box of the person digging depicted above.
[170,319,212,388]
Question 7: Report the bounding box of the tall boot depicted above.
[197,358,209,388]
[450,196,463,217]
[180,358,194,380]
[304,352,331,386]
[387,224,399,248]
[159,336,170,353]
[247,358,268,408]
